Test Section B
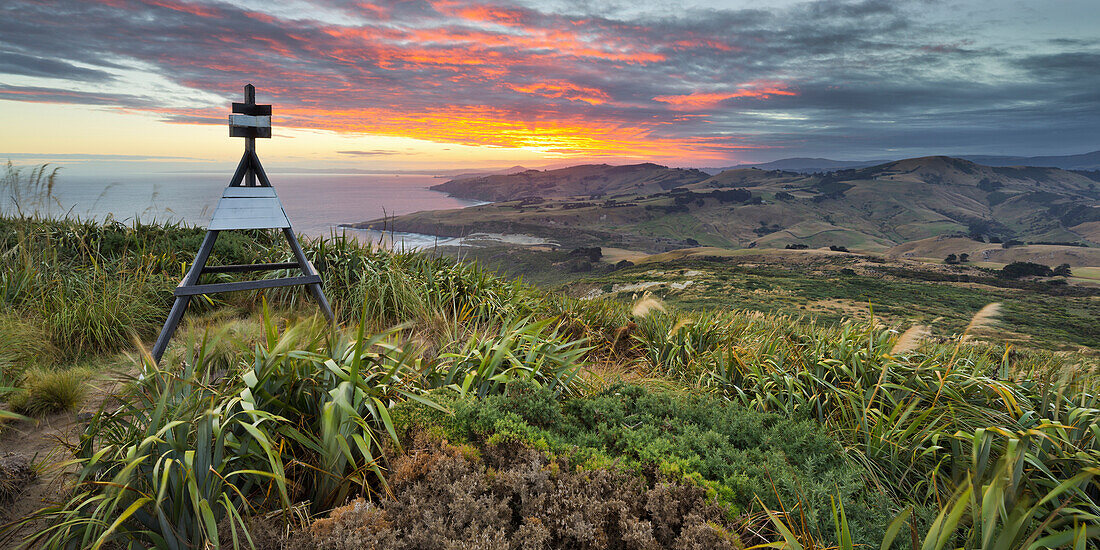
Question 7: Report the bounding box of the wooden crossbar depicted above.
[173,275,321,296]
[201,262,301,274]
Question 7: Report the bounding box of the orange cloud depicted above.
[4,0,776,165]
[670,39,739,52]
[504,82,612,105]
[136,101,744,162]
[277,105,677,155]
[390,24,666,65]
[440,2,530,26]
[143,0,221,18]
[654,83,796,109]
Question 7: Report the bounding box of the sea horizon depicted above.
[2,170,486,240]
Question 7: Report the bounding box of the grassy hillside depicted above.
[442,243,1100,351]
[886,236,1100,268]
[2,165,1099,548]
[366,156,1100,253]
[430,162,710,201]
[1,211,1098,549]
[560,250,1100,351]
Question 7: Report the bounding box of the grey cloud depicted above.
[0,51,113,81]
[0,0,1096,161]
[1017,51,1100,81]
[1,153,203,161]
[0,84,152,107]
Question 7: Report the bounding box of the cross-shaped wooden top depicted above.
[229,84,271,139]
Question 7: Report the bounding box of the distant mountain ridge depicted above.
[704,150,1100,174]
[431,163,710,201]
[362,155,1100,253]
[446,165,530,181]
[961,150,1100,171]
[702,158,888,174]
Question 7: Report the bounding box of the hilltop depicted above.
[703,157,887,174]
[2,214,1098,549]
[963,149,1100,171]
[358,155,1100,253]
[705,149,1100,173]
[430,162,711,201]
[885,235,1100,267]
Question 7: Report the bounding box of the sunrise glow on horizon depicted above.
[2,0,1098,173]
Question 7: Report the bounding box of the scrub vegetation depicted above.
[1,166,1098,548]
[563,254,1100,350]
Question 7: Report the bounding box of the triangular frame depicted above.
[151,86,334,363]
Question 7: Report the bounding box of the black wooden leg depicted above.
[152,295,190,362]
[227,151,250,187]
[152,230,220,363]
[282,228,335,323]
[306,282,335,322]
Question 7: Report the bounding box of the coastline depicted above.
[336,227,560,251]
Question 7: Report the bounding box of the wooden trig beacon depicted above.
[151,84,334,362]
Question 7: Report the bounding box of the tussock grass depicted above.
[9,367,93,416]
[160,308,299,371]
[1,217,171,360]
[0,313,54,380]
[37,266,162,357]
[2,161,61,217]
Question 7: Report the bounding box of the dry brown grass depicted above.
[631,292,666,317]
[962,302,1002,341]
[891,324,931,354]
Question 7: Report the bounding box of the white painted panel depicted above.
[223,187,278,198]
[212,199,285,212]
[208,195,290,230]
[209,216,290,230]
[228,114,271,128]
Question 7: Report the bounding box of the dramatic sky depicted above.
[1,0,1098,172]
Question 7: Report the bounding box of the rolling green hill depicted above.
[430,162,710,202]
[359,156,1100,253]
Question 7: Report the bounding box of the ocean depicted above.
[5,171,485,244]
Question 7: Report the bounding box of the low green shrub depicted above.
[394,381,895,545]
[296,431,744,549]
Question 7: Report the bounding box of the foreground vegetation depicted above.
[433,242,1100,351]
[2,166,1098,548]
[558,253,1100,351]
